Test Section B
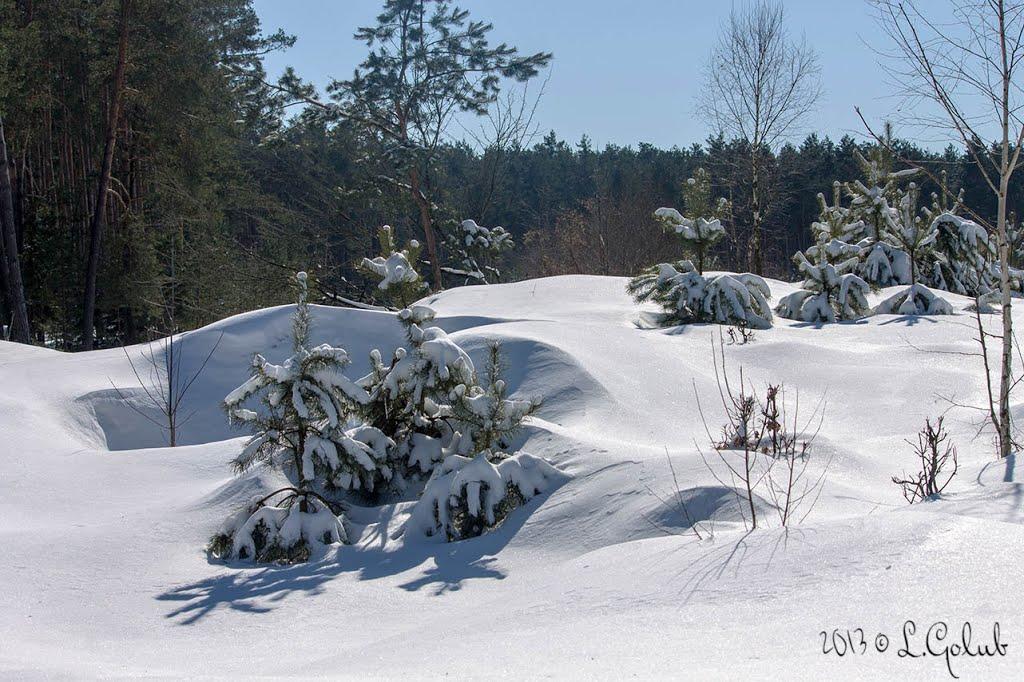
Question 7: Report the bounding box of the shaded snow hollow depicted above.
[1,275,1022,679]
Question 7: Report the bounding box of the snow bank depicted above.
[1,275,1022,678]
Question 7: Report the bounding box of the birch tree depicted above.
[699,0,821,275]
[871,0,1024,461]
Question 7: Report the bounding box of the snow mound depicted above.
[1,274,1022,678]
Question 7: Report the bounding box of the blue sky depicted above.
[253,0,907,149]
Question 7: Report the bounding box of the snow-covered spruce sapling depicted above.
[776,239,871,323]
[628,260,773,329]
[449,340,540,452]
[210,272,394,562]
[359,304,477,480]
[654,168,730,274]
[441,219,514,284]
[873,183,954,316]
[929,212,1000,297]
[408,341,561,541]
[358,225,427,309]
[844,143,917,287]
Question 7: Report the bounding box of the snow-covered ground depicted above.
[1,275,1021,679]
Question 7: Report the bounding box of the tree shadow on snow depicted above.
[789,319,869,330]
[156,494,545,625]
[877,314,940,327]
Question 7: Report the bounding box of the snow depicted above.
[361,251,420,291]
[1,276,1023,678]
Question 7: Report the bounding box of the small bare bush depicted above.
[892,417,958,503]
[695,331,829,529]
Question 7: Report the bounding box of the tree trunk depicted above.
[82,0,131,351]
[997,183,1013,462]
[748,149,764,275]
[409,165,444,290]
[0,113,31,343]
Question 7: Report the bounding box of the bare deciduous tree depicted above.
[699,0,821,275]
[870,0,1024,465]
[460,74,548,223]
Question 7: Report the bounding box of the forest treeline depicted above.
[1,0,1021,349]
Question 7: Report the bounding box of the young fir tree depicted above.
[843,134,918,286]
[449,340,540,453]
[408,340,561,542]
[358,225,427,309]
[628,261,774,329]
[441,219,514,284]
[359,304,477,480]
[210,272,394,562]
[812,181,864,247]
[776,238,871,322]
[653,167,729,274]
[873,182,954,315]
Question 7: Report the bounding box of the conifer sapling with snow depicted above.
[408,340,563,542]
[210,272,394,562]
[628,260,773,330]
[358,225,427,308]
[359,304,477,481]
[631,170,770,329]
[442,219,514,284]
[653,168,730,274]
[843,144,916,287]
[775,237,871,322]
[873,181,954,315]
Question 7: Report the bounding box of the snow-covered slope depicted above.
[1,275,1021,679]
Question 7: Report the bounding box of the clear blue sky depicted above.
[253,0,906,150]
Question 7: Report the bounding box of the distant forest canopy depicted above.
[1,0,1021,349]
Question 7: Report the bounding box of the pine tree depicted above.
[359,304,476,479]
[653,168,730,273]
[843,142,916,287]
[449,340,540,452]
[408,341,560,542]
[358,225,427,309]
[776,239,871,322]
[874,181,954,316]
[211,272,394,562]
[628,261,773,329]
[441,219,514,284]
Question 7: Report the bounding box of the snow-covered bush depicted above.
[408,451,565,541]
[776,247,870,322]
[654,167,730,273]
[209,489,346,563]
[358,225,427,308]
[929,212,999,296]
[875,284,954,316]
[449,341,540,452]
[359,304,477,481]
[211,272,394,562]
[441,219,514,284]
[628,260,773,329]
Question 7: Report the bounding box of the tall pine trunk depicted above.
[409,165,444,290]
[0,113,31,343]
[82,0,130,350]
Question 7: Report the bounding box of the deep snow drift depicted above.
[1,275,1021,679]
